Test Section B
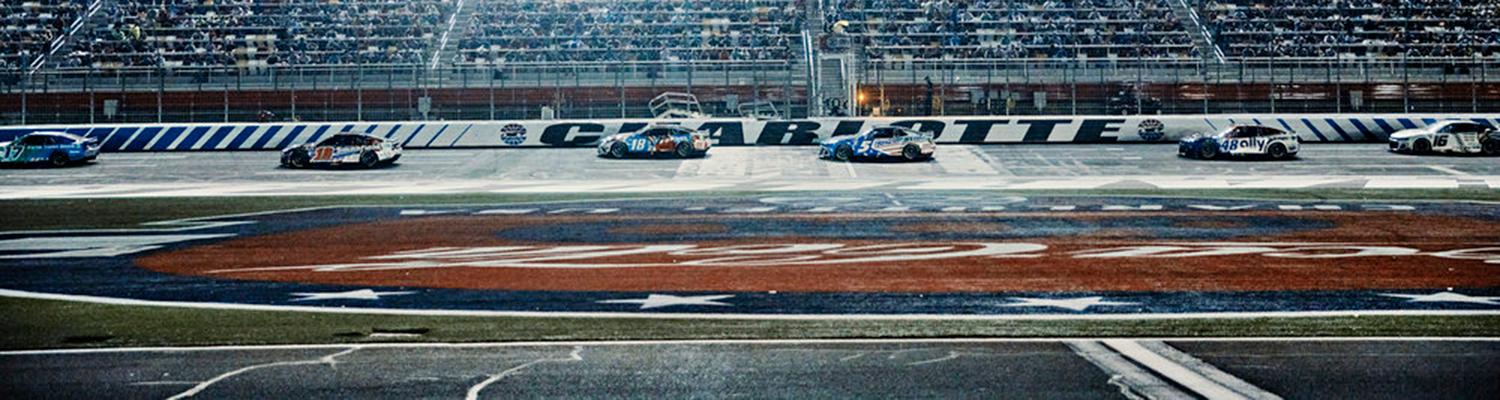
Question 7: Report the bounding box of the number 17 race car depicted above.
[281,133,402,168]
[1178,125,1299,160]
[818,126,936,161]
[597,125,711,158]
[0,131,101,167]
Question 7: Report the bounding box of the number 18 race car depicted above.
[597,125,711,158]
[1388,120,1500,155]
[818,126,936,161]
[281,133,402,168]
[0,131,101,167]
[1178,125,1299,160]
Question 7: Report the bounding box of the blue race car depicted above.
[0,131,101,167]
[597,125,711,158]
[1178,125,1299,160]
[819,126,936,161]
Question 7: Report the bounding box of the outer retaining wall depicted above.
[3,114,1497,151]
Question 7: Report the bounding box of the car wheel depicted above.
[835,145,853,161]
[902,144,922,161]
[358,151,379,168]
[1413,139,1431,154]
[1483,139,1500,156]
[609,143,628,158]
[1267,143,1288,159]
[288,152,310,168]
[1198,144,1218,159]
[48,152,69,167]
[674,142,693,158]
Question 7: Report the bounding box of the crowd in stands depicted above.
[2,1,86,71]
[456,0,801,65]
[827,0,1197,61]
[55,0,449,69]
[15,0,1500,72]
[1202,0,1500,59]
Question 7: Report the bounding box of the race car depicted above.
[0,131,100,167]
[597,125,710,158]
[280,133,402,168]
[818,125,936,162]
[1388,120,1500,155]
[1178,125,1299,160]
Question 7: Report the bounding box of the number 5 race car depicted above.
[281,133,402,168]
[1388,120,1500,155]
[597,125,711,158]
[1178,125,1299,160]
[818,126,936,162]
[0,131,100,167]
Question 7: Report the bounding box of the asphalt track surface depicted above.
[3,339,1496,399]
[2,143,1499,186]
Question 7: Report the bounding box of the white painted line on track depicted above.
[2,288,1498,322]
[1103,339,1261,400]
[1067,341,1189,399]
[1136,341,1282,400]
[6,337,1498,356]
[1427,165,1472,176]
[166,347,360,400]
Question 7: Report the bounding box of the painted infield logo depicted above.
[3,194,1499,316]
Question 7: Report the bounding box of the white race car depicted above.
[281,133,402,168]
[1388,120,1500,155]
[1178,125,1300,160]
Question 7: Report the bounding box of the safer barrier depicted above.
[2,114,1497,151]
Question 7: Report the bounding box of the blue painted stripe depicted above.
[0,129,30,142]
[1396,118,1418,129]
[223,126,261,150]
[63,127,90,136]
[199,126,239,149]
[383,124,402,139]
[85,127,113,140]
[447,124,475,147]
[274,125,316,149]
[249,126,285,150]
[101,127,138,151]
[122,127,162,151]
[1227,118,1237,126]
[1347,119,1374,141]
[1274,118,1299,139]
[406,125,438,147]
[148,127,187,150]
[1202,118,1218,132]
[1299,119,1329,141]
[364,125,378,134]
[1324,119,1354,141]
[1371,119,1398,140]
[173,127,213,150]
[1422,118,1439,125]
[1469,118,1494,128]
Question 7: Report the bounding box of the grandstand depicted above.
[2,0,1498,124]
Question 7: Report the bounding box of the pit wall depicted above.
[3,114,1497,152]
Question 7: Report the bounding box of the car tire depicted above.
[902,144,922,161]
[674,142,693,158]
[834,145,853,161]
[609,143,628,158]
[1267,143,1288,160]
[1483,139,1500,156]
[359,151,379,168]
[1198,144,1218,159]
[1413,139,1431,154]
[288,152,310,168]
[48,152,69,167]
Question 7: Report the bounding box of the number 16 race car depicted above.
[281,133,402,168]
[818,126,936,161]
[1178,125,1299,160]
[597,125,711,158]
[0,131,101,167]
[1387,120,1500,155]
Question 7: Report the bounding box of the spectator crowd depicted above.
[1203,0,1500,59]
[2,0,85,71]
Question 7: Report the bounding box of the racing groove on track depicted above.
[2,194,1497,316]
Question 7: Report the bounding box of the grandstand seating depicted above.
[1201,0,1500,59]
[456,0,801,65]
[1,1,87,71]
[57,0,451,69]
[828,0,1198,61]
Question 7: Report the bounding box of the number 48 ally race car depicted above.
[597,125,711,158]
[1388,120,1500,155]
[1178,125,1299,160]
[819,126,936,161]
[281,133,402,168]
[0,131,101,167]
